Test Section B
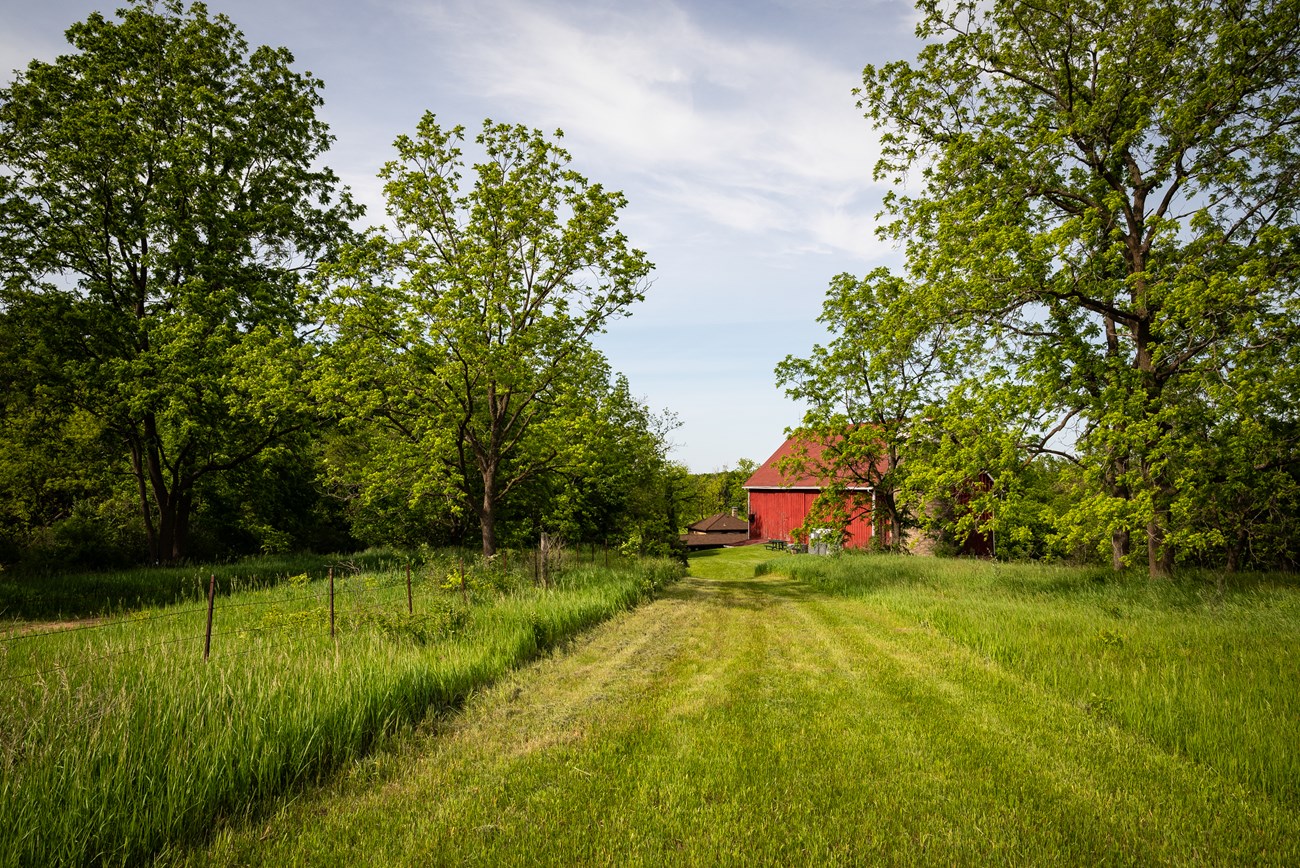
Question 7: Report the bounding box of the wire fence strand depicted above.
[0,551,588,687]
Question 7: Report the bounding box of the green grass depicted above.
[770,553,1300,806]
[176,551,1300,866]
[687,543,792,579]
[0,551,406,622]
[0,552,682,866]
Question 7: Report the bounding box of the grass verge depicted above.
[0,551,404,622]
[176,552,1300,865]
[0,553,681,866]
[769,553,1300,806]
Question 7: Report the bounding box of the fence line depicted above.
[0,573,420,647]
[2,546,624,685]
[0,568,435,684]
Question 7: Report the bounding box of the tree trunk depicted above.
[1111,529,1130,571]
[132,415,196,564]
[128,439,159,560]
[172,489,192,562]
[1146,516,1173,578]
[1225,526,1248,573]
[150,484,194,564]
[1102,448,1131,571]
[872,492,887,548]
[479,465,497,558]
[891,502,904,552]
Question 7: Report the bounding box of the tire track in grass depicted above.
[783,586,1297,864]
[181,572,1300,867]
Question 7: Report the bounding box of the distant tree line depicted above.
[0,0,684,569]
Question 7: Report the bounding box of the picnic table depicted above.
[765,539,787,551]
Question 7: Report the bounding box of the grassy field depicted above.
[0,551,681,866]
[0,551,402,622]
[768,553,1300,808]
[176,548,1300,866]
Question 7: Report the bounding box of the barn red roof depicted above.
[743,433,888,490]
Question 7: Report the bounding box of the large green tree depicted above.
[0,1,358,562]
[316,115,654,557]
[777,269,960,547]
[858,0,1300,575]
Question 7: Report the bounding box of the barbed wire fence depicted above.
[0,541,620,686]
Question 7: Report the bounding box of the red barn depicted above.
[743,434,886,549]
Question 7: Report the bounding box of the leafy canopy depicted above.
[0,0,358,562]
[315,115,654,556]
[844,0,1300,573]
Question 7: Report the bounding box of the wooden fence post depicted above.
[203,573,216,661]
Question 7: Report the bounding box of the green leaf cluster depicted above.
[0,0,360,564]
[312,115,665,557]
[788,0,1300,574]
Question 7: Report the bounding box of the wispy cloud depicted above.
[401,0,890,261]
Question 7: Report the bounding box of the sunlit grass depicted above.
[181,559,1300,866]
[687,543,791,580]
[0,550,405,622]
[769,553,1300,806]
[0,553,682,866]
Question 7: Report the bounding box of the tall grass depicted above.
[0,552,681,865]
[0,551,412,623]
[765,553,1300,808]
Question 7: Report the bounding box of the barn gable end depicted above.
[742,434,883,549]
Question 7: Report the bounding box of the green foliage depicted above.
[777,269,960,547]
[832,0,1300,574]
[501,376,682,552]
[313,116,655,557]
[0,0,359,563]
[682,459,756,526]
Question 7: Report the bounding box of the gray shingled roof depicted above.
[687,513,749,533]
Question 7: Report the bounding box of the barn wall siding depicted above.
[747,489,874,549]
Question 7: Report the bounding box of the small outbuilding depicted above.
[680,512,750,550]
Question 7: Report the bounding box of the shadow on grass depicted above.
[672,573,823,611]
[990,564,1300,610]
[746,551,1300,612]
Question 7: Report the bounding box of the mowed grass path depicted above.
[184,555,1299,866]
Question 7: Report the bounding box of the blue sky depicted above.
[3,0,922,472]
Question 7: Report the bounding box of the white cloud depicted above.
[400,0,891,263]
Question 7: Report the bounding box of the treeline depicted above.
[0,1,684,570]
[780,0,1300,576]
